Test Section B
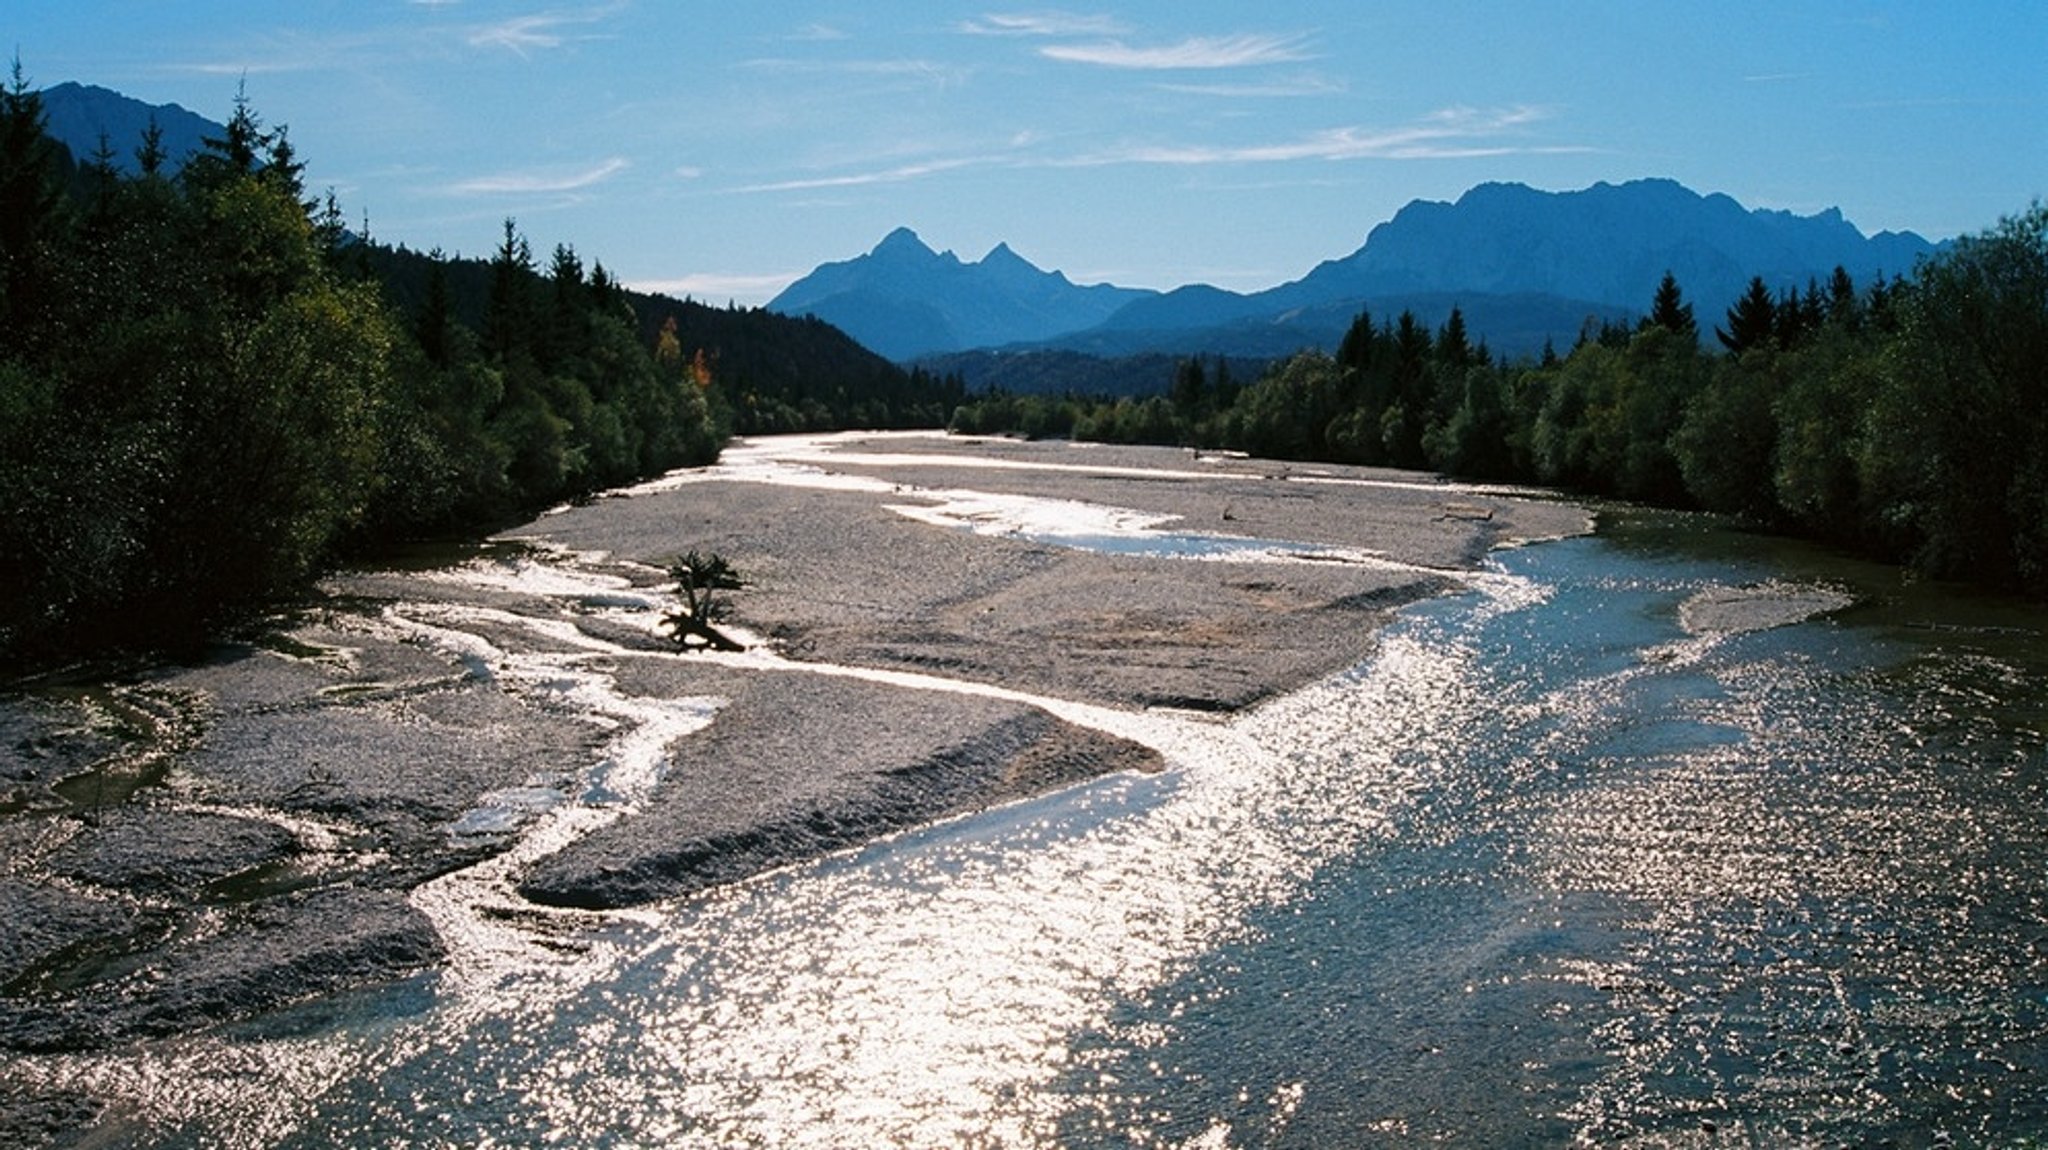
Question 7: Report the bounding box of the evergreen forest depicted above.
[0,69,961,670]
[952,215,2048,599]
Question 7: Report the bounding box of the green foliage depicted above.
[663,551,745,652]
[0,59,71,350]
[1859,203,2048,587]
[1530,341,1625,489]
[1223,350,1339,459]
[1717,276,1778,355]
[1645,270,1698,345]
[1671,350,1782,519]
[1425,364,1515,479]
[953,241,2048,598]
[0,70,976,670]
[0,76,746,669]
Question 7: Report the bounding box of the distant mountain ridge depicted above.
[35,88,1941,367]
[767,228,1155,360]
[38,81,222,174]
[770,179,1943,363]
[1276,179,1936,320]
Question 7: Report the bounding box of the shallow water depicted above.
[17,502,2048,1147]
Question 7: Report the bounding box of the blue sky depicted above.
[15,2,2046,305]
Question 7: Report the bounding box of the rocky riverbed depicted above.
[0,433,1587,1137]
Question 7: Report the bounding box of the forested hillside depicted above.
[954,218,2048,598]
[362,243,961,438]
[0,68,956,669]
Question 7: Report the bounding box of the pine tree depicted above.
[81,132,121,232]
[1825,265,1861,329]
[590,259,618,314]
[135,115,167,176]
[1717,276,1778,354]
[1646,270,1697,343]
[483,217,535,361]
[185,80,271,192]
[1170,355,1208,419]
[543,242,587,371]
[263,122,307,207]
[417,249,454,366]
[1773,285,1807,347]
[1437,305,1473,371]
[0,57,69,346]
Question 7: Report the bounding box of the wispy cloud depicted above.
[171,59,310,76]
[1157,73,1344,98]
[740,56,969,86]
[468,7,619,56]
[733,156,987,194]
[449,157,630,194]
[786,22,849,42]
[1081,106,1570,165]
[958,12,1130,38]
[733,105,1571,195]
[1041,32,1313,70]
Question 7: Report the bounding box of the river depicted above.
[21,501,2048,1147]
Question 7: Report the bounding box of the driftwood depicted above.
[663,551,745,652]
[1436,502,1495,522]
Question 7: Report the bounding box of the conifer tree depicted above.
[185,81,270,191]
[483,217,535,361]
[0,57,68,344]
[417,249,454,366]
[1717,276,1778,354]
[1170,355,1208,419]
[1437,305,1473,371]
[1826,265,1861,329]
[1646,270,1697,344]
[134,115,167,176]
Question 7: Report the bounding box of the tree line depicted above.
[950,209,2048,597]
[0,68,956,670]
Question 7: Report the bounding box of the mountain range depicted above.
[770,179,1942,363]
[38,82,219,175]
[765,227,1156,361]
[32,83,1947,372]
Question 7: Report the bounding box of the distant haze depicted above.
[767,179,1939,361]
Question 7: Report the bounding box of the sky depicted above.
[14,2,2047,306]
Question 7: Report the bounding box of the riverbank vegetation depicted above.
[0,70,959,670]
[951,207,2048,597]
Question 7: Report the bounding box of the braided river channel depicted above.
[19,497,2048,1146]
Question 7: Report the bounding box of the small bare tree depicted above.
[663,551,745,652]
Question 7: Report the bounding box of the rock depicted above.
[0,875,146,993]
[0,885,441,1052]
[45,807,297,898]
[1678,580,1855,635]
[517,667,1162,909]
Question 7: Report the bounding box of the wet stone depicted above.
[0,876,143,993]
[45,807,298,899]
[0,885,442,1052]
[517,665,1164,909]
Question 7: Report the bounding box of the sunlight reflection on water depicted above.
[30,532,1517,1148]
[16,454,2048,1148]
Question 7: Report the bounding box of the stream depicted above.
[14,493,2048,1147]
